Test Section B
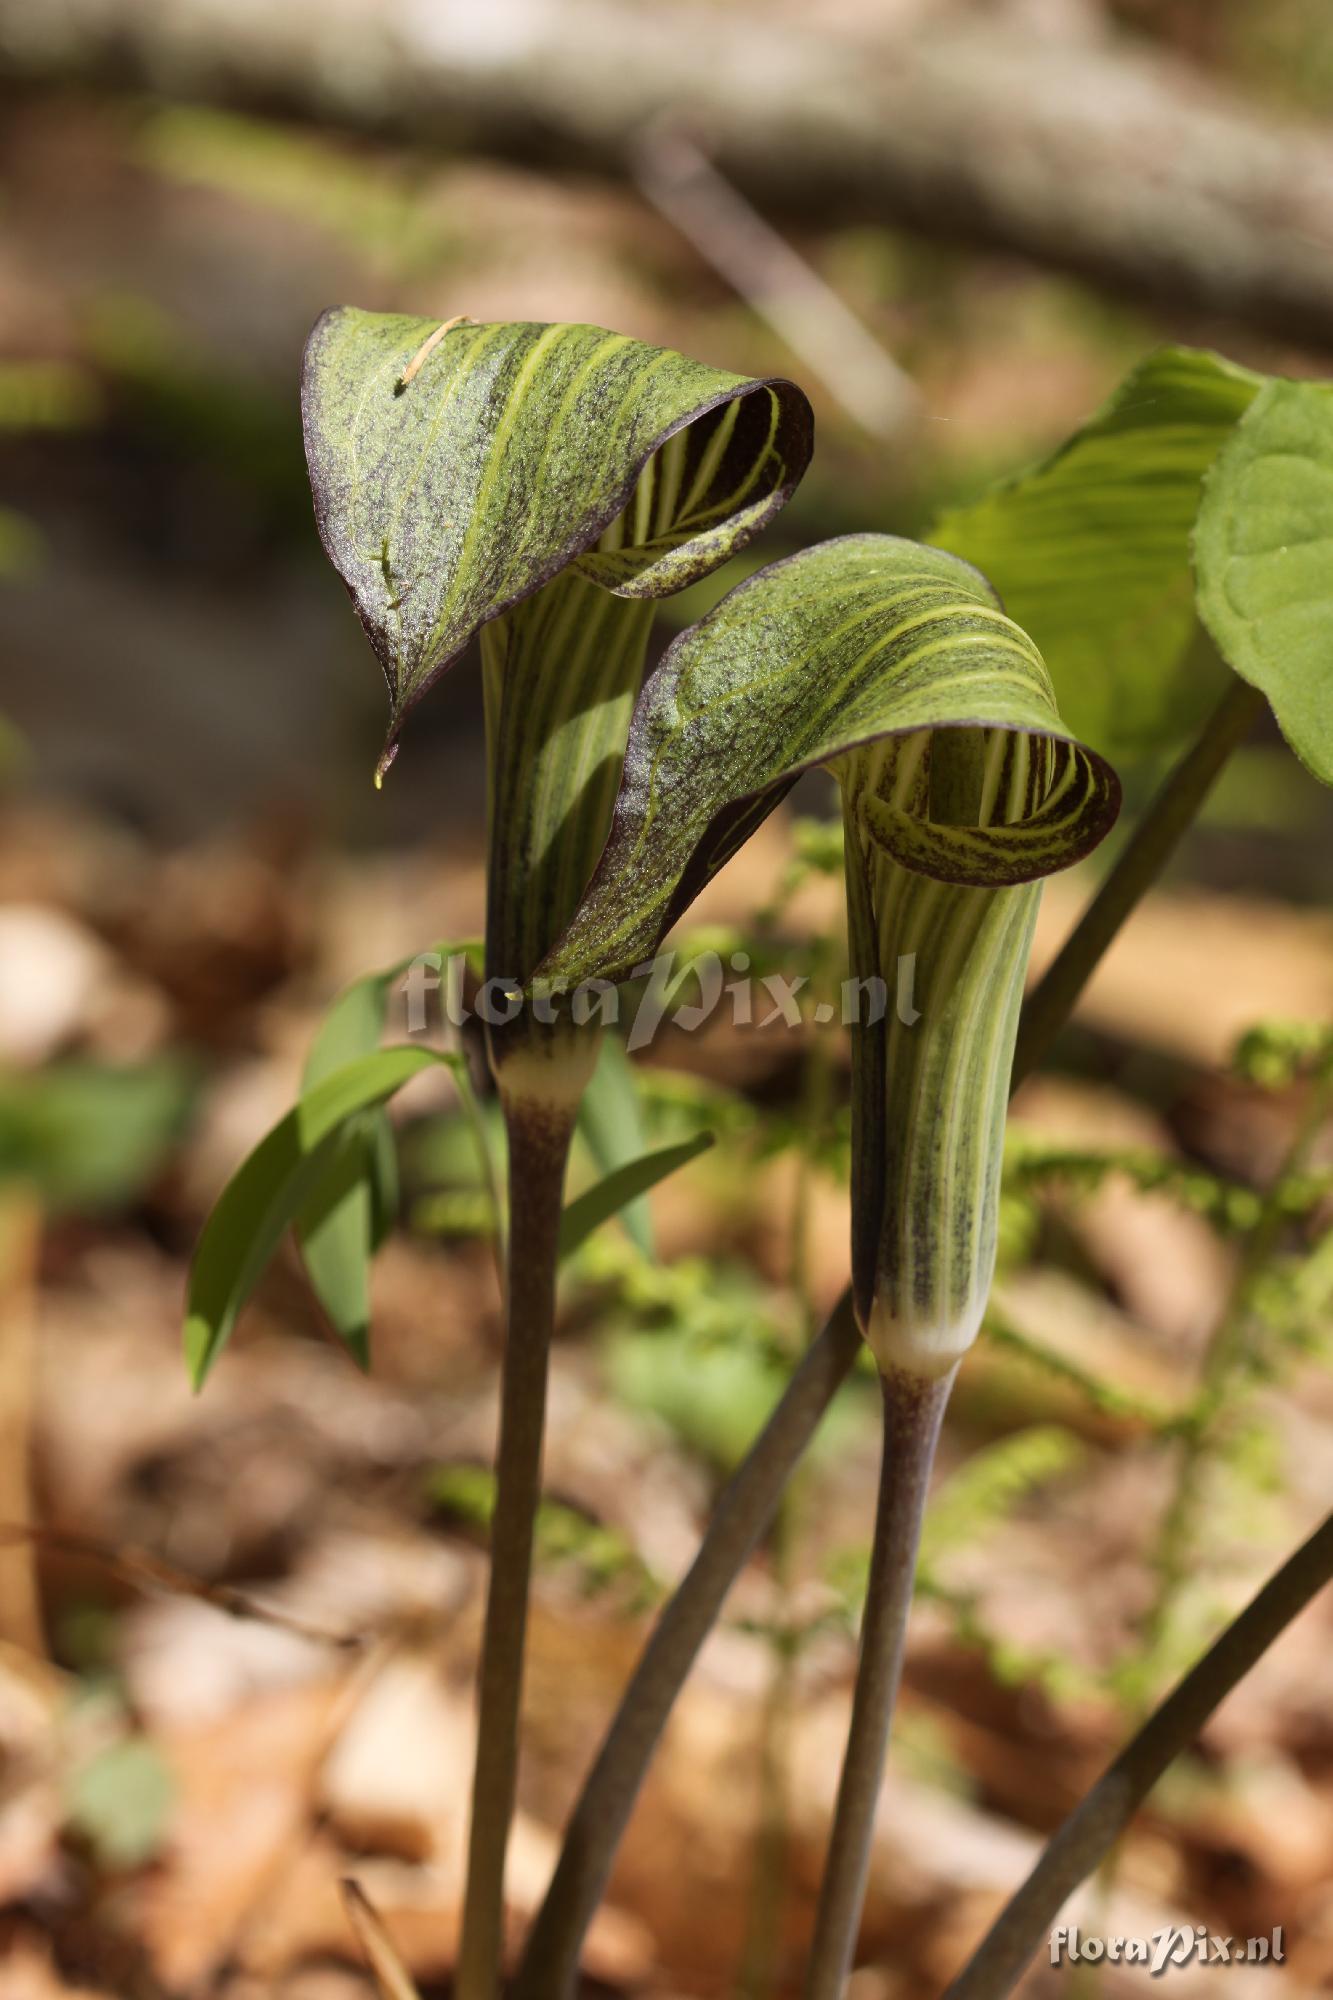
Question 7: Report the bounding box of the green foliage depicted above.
[0,1059,194,1214]
[933,346,1263,752]
[1004,1131,1266,1235]
[935,342,1333,797]
[0,359,99,430]
[188,941,503,1374]
[982,1306,1175,1429]
[426,1463,658,1608]
[1232,1018,1333,1088]
[138,107,446,269]
[558,1132,714,1261]
[184,1046,450,1386]
[607,1321,796,1477]
[750,812,847,950]
[64,1736,175,1870]
[828,1426,1091,1702]
[1195,379,1333,785]
[592,1242,808,1471]
[576,1035,656,1256]
[918,1426,1087,1568]
[295,963,404,1368]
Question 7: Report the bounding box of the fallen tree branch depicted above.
[6,0,1333,344]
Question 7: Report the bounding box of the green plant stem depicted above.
[521,685,1260,1996]
[511,1291,863,2000]
[1013,676,1264,1083]
[942,1508,1333,2000]
[457,1096,574,2000]
[803,1367,953,2000]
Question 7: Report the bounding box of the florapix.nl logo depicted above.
[1050,1925,1285,1975]
[400,946,925,1052]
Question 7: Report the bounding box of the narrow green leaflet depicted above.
[559,1132,714,1262]
[302,309,813,772]
[1195,378,1333,787]
[542,536,1120,990]
[575,1034,654,1256]
[932,346,1263,751]
[184,1047,447,1387]
[295,964,402,1368]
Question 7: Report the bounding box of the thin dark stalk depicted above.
[943,1509,1333,2000]
[457,1098,574,2000]
[736,1499,797,2000]
[1013,677,1264,1083]
[803,1367,953,2000]
[512,1294,864,2000]
[521,684,1261,1996]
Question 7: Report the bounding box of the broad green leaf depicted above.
[543,535,1119,990]
[559,1132,714,1262]
[1195,378,1333,788]
[302,309,813,772]
[575,1035,653,1256]
[933,346,1264,751]
[184,1047,446,1386]
[295,965,402,1368]
[304,968,398,1080]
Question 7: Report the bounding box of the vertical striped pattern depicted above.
[479,405,806,991]
[840,728,1044,1375]
[482,576,655,986]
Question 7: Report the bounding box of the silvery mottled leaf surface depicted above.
[301,308,813,771]
[542,535,1119,990]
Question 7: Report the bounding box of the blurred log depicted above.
[6,0,1333,343]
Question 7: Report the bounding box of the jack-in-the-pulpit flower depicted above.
[536,531,1118,2000]
[302,308,812,1092]
[841,724,1062,1380]
[301,306,811,2000]
[543,540,1117,1380]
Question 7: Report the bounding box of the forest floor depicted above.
[0,796,1330,1999]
